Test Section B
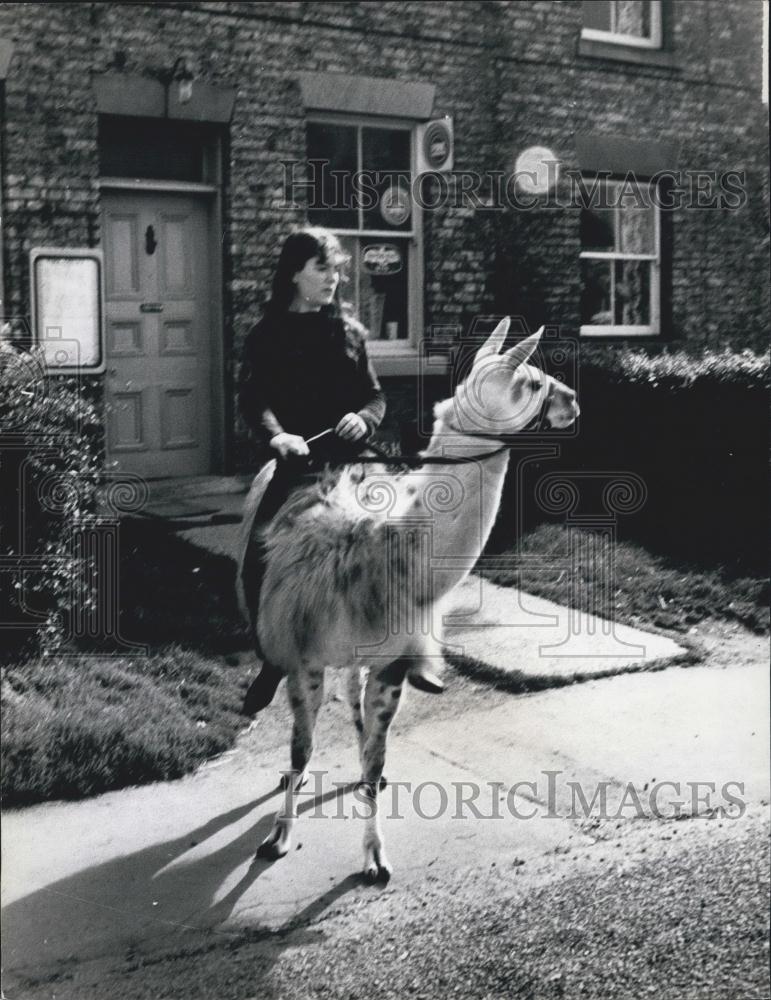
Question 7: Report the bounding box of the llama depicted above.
[238,319,579,882]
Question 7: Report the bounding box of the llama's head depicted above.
[439,318,579,438]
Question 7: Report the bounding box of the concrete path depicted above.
[3,657,767,985]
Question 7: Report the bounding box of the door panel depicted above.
[102,192,213,478]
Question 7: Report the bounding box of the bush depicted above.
[490,345,769,573]
[0,341,103,656]
[578,345,770,390]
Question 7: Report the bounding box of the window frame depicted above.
[579,178,661,338]
[581,0,663,50]
[305,112,423,358]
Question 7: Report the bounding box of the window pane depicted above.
[584,0,654,39]
[581,259,613,325]
[338,235,409,340]
[362,128,412,232]
[99,116,206,181]
[614,260,650,325]
[580,204,615,251]
[618,200,655,254]
[583,0,612,31]
[614,0,650,38]
[306,122,358,229]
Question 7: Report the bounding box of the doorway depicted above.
[101,189,220,478]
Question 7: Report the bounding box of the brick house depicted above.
[0,1,768,480]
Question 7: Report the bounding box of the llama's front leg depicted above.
[257,668,323,860]
[359,663,404,883]
[347,664,366,764]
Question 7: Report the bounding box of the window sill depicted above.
[577,37,678,69]
[580,328,661,339]
[371,348,450,377]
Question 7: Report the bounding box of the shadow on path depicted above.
[3,780,365,987]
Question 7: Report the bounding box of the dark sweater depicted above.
[238,310,386,459]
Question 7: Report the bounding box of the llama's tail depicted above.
[235,460,277,626]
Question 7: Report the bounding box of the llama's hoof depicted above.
[356,776,387,792]
[256,839,287,861]
[363,847,391,884]
[257,829,289,860]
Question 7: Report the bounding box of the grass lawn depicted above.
[481,524,769,637]
[2,520,767,807]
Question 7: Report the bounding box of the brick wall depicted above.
[1,1,768,469]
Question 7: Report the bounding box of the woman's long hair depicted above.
[264,228,350,319]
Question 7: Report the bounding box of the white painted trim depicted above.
[580,326,658,337]
[581,0,662,49]
[99,178,218,195]
[579,251,658,262]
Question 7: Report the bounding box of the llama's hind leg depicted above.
[257,668,324,860]
[348,664,388,791]
[359,662,404,883]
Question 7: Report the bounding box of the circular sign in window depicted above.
[361,244,403,275]
[379,184,411,227]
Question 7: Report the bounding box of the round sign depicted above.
[380,184,411,226]
[361,244,402,275]
[422,119,451,170]
[513,146,560,195]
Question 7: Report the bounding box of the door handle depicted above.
[140,303,164,313]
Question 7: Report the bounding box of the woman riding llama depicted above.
[238,227,444,714]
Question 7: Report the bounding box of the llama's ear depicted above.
[473,317,510,365]
[501,326,544,371]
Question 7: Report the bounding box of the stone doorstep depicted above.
[146,475,252,503]
[96,476,253,525]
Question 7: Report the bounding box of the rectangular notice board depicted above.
[30,248,105,372]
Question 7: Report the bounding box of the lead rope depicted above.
[305,427,508,466]
[305,380,556,467]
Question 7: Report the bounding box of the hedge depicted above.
[488,346,769,574]
[0,340,104,657]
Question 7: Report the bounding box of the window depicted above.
[306,117,420,350]
[579,179,660,336]
[581,0,662,49]
[99,116,215,182]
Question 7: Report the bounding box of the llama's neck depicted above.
[398,420,511,601]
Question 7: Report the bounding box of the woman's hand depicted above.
[269,432,310,458]
[335,412,368,441]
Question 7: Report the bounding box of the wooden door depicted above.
[101,192,213,478]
